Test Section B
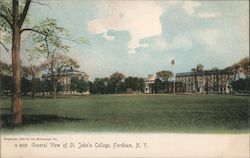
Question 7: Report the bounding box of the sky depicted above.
[0,0,249,79]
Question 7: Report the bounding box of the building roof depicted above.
[176,69,230,77]
[42,67,89,78]
[61,68,88,76]
[176,72,195,77]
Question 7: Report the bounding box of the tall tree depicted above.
[27,65,40,99]
[156,70,173,82]
[77,79,88,93]
[90,77,109,94]
[42,54,79,98]
[0,0,32,125]
[232,57,249,78]
[124,77,138,92]
[124,76,145,93]
[108,72,125,94]
[0,61,12,76]
[225,57,249,82]
[156,70,173,92]
[28,18,89,98]
[138,78,145,93]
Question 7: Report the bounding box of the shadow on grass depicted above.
[1,114,84,129]
[0,107,32,111]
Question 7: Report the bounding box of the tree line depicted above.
[1,58,249,98]
[89,72,145,94]
[0,68,145,95]
[0,61,88,97]
[0,63,175,95]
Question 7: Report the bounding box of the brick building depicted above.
[176,69,231,94]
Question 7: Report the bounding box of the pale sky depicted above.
[0,0,249,79]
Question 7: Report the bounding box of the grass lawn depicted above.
[0,94,249,133]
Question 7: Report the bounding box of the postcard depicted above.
[0,0,249,157]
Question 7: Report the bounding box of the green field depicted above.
[0,95,249,133]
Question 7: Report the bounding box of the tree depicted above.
[21,76,31,96]
[42,54,79,98]
[228,64,240,81]
[225,57,250,93]
[124,77,145,93]
[211,67,219,71]
[43,79,52,93]
[0,61,12,96]
[117,81,126,93]
[156,70,173,92]
[196,64,204,72]
[27,18,71,58]
[28,18,88,99]
[90,77,109,94]
[76,79,88,93]
[1,1,88,124]
[109,72,125,82]
[20,65,30,96]
[238,57,249,76]
[0,61,12,76]
[0,1,13,52]
[224,57,249,82]
[231,79,250,92]
[70,76,89,93]
[138,78,145,93]
[0,75,12,96]
[35,78,45,95]
[156,70,173,82]
[108,72,125,94]
[124,77,138,91]
[70,76,79,92]
[0,0,33,125]
[154,78,164,93]
[231,57,249,79]
[27,65,40,99]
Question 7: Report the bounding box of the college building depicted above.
[144,74,156,93]
[176,69,232,94]
[145,69,232,94]
[144,74,185,94]
[43,67,90,95]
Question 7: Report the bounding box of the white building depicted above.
[144,74,156,93]
[43,67,90,95]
